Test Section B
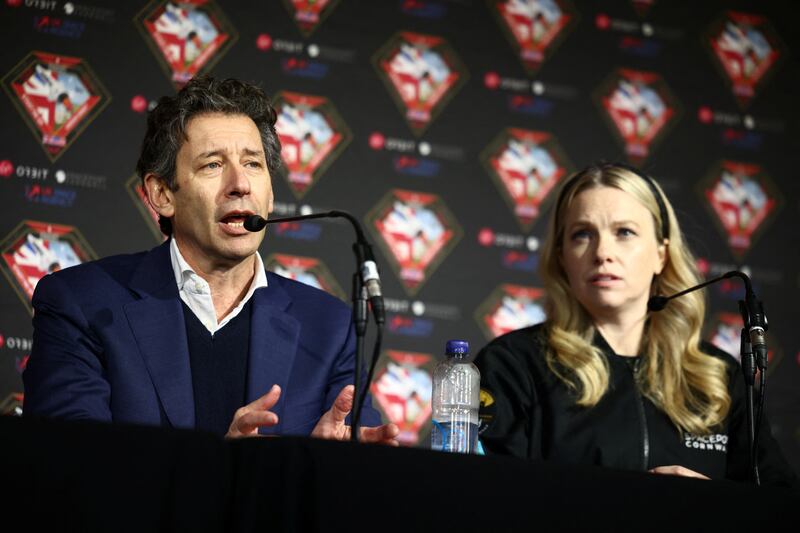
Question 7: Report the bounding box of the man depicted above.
[23,76,398,444]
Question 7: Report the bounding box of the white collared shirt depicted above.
[169,238,268,335]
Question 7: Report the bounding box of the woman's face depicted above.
[559,186,666,323]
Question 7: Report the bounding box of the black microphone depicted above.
[244,212,385,325]
[648,270,767,367]
[647,271,738,312]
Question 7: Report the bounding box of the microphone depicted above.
[244,212,385,325]
[647,270,767,368]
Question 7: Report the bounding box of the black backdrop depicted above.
[1,0,798,473]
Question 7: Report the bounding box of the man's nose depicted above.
[225,163,251,197]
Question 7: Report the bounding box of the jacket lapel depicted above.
[247,278,299,435]
[123,241,195,429]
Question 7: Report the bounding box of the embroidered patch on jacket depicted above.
[478,388,496,434]
[684,433,728,452]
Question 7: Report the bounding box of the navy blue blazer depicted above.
[23,240,381,434]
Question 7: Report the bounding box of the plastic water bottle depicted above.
[431,339,480,453]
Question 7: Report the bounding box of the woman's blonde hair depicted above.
[539,163,730,434]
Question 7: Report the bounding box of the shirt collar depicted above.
[169,237,268,292]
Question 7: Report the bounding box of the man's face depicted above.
[157,112,274,270]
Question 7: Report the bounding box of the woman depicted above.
[474,162,796,486]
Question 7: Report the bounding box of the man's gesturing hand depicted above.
[225,384,281,438]
[311,385,399,445]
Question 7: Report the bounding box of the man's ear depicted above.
[143,173,175,218]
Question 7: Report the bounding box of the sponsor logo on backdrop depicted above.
[367,189,461,295]
[483,71,577,116]
[369,132,465,161]
[281,0,340,36]
[371,350,433,445]
[125,174,165,242]
[707,11,783,109]
[400,0,448,19]
[0,220,95,313]
[699,161,780,260]
[263,253,345,300]
[384,297,461,321]
[24,183,76,207]
[630,0,656,18]
[0,160,107,189]
[480,128,571,231]
[255,34,355,80]
[489,0,576,76]
[477,228,540,271]
[696,106,783,151]
[273,92,351,198]
[0,393,24,416]
[595,68,678,164]
[136,0,237,86]
[373,31,467,136]
[9,0,116,21]
[476,284,546,340]
[2,51,109,162]
[0,334,33,352]
[594,12,682,58]
[705,312,782,376]
[32,15,86,38]
[386,315,435,337]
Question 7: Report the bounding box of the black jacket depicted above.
[475,323,797,487]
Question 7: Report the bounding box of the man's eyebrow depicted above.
[194,148,264,159]
[242,148,264,157]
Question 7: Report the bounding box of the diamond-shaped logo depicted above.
[370,350,434,446]
[0,220,96,313]
[700,160,781,260]
[373,31,468,136]
[707,11,783,108]
[263,253,345,301]
[481,128,571,231]
[125,174,165,242]
[704,312,782,376]
[136,0,238,87]
[475,284,546,341]
[2,51,109,162]
[273,91,352,199]
[595,68,678,164]
[367,189,462,295]
[282,0,340,37]
[489,0,577,76]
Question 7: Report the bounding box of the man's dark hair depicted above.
[136,76,282,236]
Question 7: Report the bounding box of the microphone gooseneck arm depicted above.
[245,212,386,442]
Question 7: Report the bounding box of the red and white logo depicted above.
[367,189,462,295]
[2,51,109,161]
[136,0,237,86]
[481,128,571,231]
[489,0,576,75]
[374,31,467,136]
[273,92,351,199]
[700,161,780,260]
[708,11,782,108]
[371,350,433,446]
[263,253,345,300]
[596,68,678,164]
[281,0,340,36]
[475,284,546,340]
[0,221,96,313]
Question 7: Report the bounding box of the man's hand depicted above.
[649,465,710,480]
[225,384,281,438]
[311,385,399,445]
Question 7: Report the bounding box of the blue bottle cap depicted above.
[445,339,469,357]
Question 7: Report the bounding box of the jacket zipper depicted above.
[630,358,649,470]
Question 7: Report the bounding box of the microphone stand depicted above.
[649,270,767,485]
[244,211,385,444]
